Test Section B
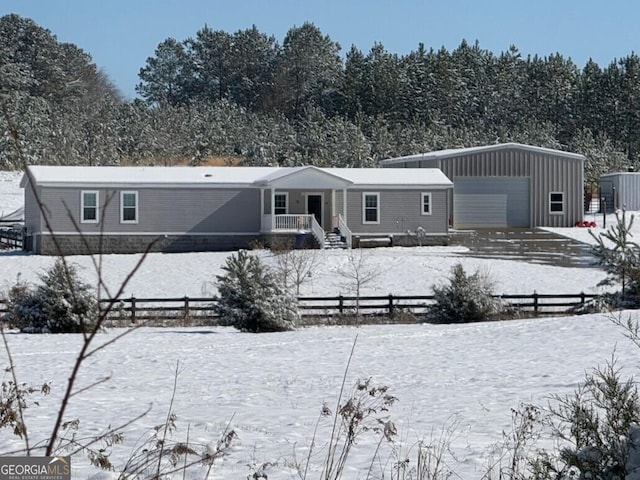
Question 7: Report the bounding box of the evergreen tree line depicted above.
[1,13,638,183]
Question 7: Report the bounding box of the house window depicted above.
[550,192,564,214]
[363,192,380,224]
[421,192,432,215]
[274,193,288,215]
[120,191,138,223]
[81,191,99,223]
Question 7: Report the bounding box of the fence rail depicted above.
[0,292,601,326]
[0,227,23,249]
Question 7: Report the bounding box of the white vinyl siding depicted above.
[274,192,288,215]
[550,192,564,214]
[363,192,380,224]
[421,192,432,215]
[120,191,139,224]
[81,190,98,223]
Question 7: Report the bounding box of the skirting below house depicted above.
[34,233,264,255]
[353,234,449,248]
[30,231,449,255]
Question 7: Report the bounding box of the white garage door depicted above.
[454,177,530,228]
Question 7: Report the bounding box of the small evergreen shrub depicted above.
[428,262,502,323]
[5,259,98,333]
[589,209,640,307]
[531,357,640,480]
[214,250,298,332]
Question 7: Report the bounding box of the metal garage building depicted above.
[380,143,585,229]
[599,171,640,212]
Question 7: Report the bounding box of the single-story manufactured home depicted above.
[380,143,585,229]
[21,165,453,255]
[599,171,640,212]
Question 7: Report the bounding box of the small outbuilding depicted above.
[599,171,640,212]
[380,143,585,229]
[20,165,453,255]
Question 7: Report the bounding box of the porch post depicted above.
[342,188,348,223]
[331,190,336,217]
[260,187,264,215]
[270,188,275,231]
[270,188,275,214]
[259,187,265,232]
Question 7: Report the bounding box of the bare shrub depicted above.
[484,403,545,480]
[337,249,382,315]
[270,236,320,295]
[120,362,236,478]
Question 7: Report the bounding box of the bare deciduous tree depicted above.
[270,237,320,295]
[337,249,381,315]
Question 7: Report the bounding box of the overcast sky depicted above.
[3,0,639,99]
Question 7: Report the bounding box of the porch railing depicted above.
[273,214,312,231]
[310,216,325,248]
[264,214,326,248]
[338,214,352,248]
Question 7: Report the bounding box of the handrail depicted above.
[310,215,325,248]
[337,214,352,248]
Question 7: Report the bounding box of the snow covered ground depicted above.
[1,170,640,479]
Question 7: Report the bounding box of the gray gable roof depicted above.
[379,143,586,166]
[22,165,453,189]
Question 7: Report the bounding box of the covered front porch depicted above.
[261,212,351,248]
[256,167,354,248]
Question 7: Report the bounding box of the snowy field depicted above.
[1,170,640,479]
[2,315,640,480]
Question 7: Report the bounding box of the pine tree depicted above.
[429,263,501,323]
[589,209,640,302]
[6,259,97,333]
[214,250,298,332]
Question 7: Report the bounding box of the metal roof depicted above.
[379,143,586,166]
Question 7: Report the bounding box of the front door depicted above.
[307,194,322,226]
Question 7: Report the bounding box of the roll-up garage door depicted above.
[454,177,530,228]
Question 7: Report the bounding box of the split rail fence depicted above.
[0,227,23,250]
[0,292,600,327]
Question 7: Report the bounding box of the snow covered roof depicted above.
[600,171,640,177]
[22,166,283,187]
[329,167,452,186]
[379,142,586,166]
[22,165,453,189]
[0,206,23,223]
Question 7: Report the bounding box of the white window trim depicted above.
[120,191,139,224]
[81,190,99,223]
[549,191,565,215]
[421,192,432,216]
[274,192,288,215]
[362,192,380,224]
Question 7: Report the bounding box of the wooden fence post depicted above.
[533,291,538,315]
[130,295,136,324]
[388,294,394,316]
[338,295,344,314]
[580,291,585,306]
[183,296,190,322]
